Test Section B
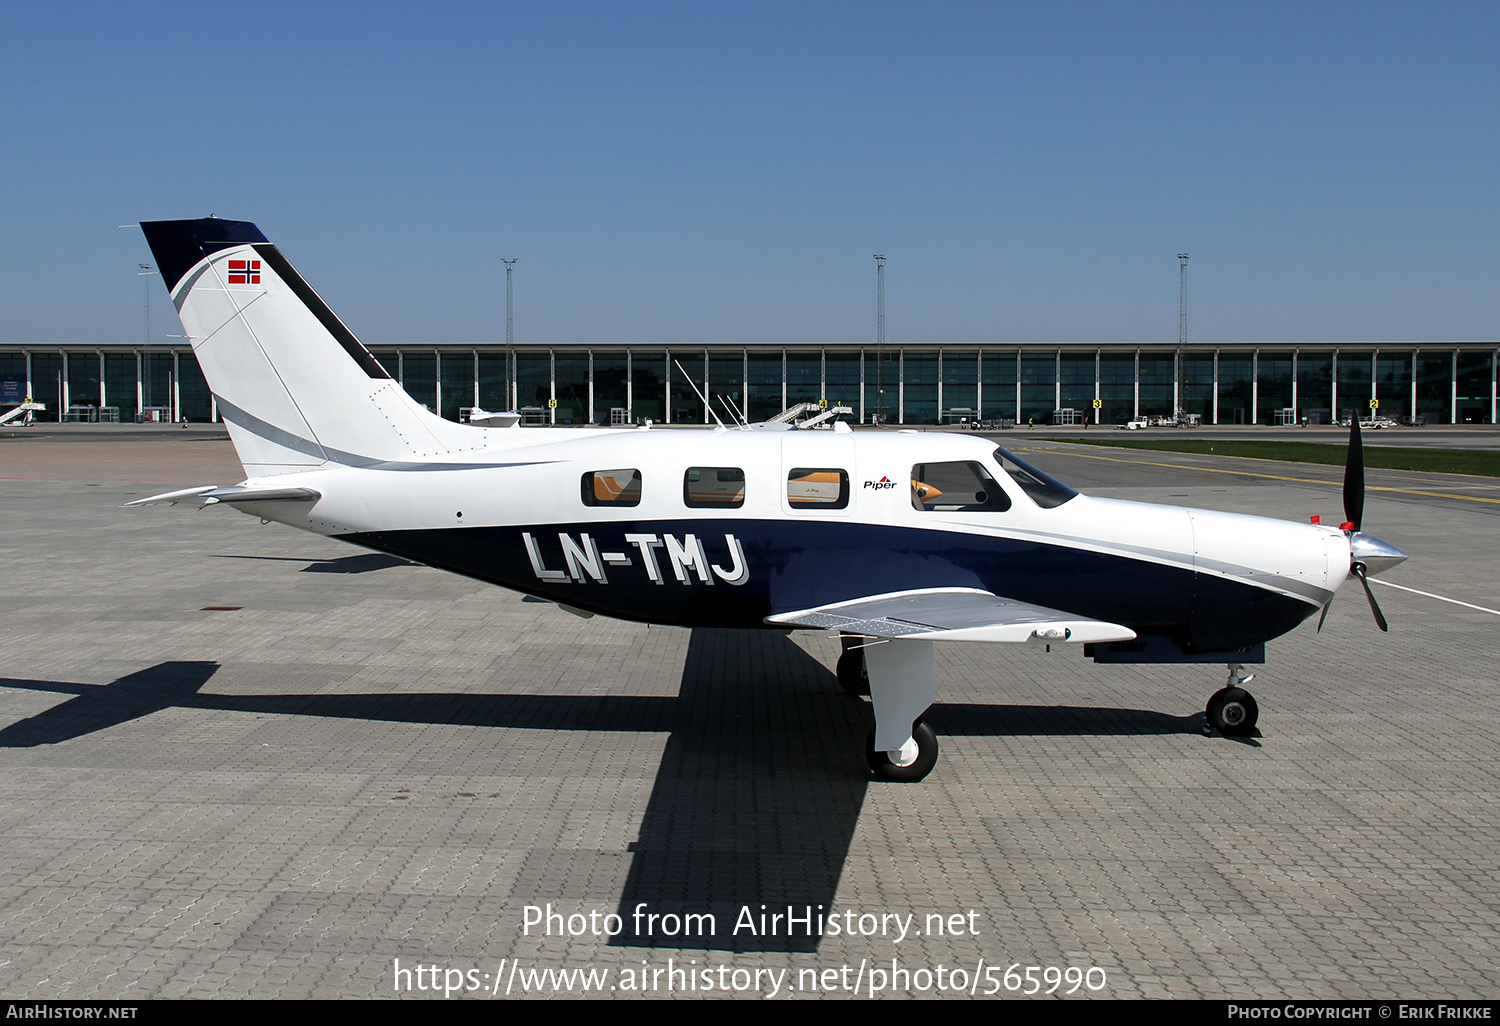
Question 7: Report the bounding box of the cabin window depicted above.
[786,468,849,509]
[684,467,745,508]
[581,469,642,507]
[910,461,1013,512]
[993,448,1077,508]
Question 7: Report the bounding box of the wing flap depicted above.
[767,587,1136,644]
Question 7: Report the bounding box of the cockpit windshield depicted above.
[993,447,1078,508]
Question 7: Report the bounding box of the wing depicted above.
[766,587,1136,644]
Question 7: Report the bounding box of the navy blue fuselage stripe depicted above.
[338,519,1316,651]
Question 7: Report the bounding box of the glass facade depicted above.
[1058,353,1094,421]
[941,352,977,422]
[440,351,473,422]
[746,352,782,422]
[1258,353,1294,423]
[1375,353,1412,422]
[515,351,551,418]
[1218,354,1254,425]
[593,352,629,424]
[1336,351,1373,424]
[1455,351,1492,424]
[903,352,938,424]
[1099,353,1134,424]
[981,351,1016,422]
[1018,352,1056,425]
[402,352,437,412]
[632,352,666,424]
[554,354,589,425]
[478,352,510,411]
[1297,354,1332,424]
[1181,354,1214,422]
[4,343,1493,427]
[1138,353,1174,418]
[668,351,704,425]
[785,351,822,411]
[824,352,861,417]
[707,352,744,424]
[67,352,101,411]
[1415,354,1452,424]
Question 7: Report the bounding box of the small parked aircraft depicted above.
[130,218,1407,780]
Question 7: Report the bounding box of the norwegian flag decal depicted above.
[227,258,262,285]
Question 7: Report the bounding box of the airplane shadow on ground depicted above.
[0,630,1209,951]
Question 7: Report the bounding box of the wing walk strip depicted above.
[1029,447,1500,505]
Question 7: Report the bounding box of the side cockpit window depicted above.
[787,468,849,509]
[910,462,1012,512]
[684,467,745,508]
[581,469,642,507]
[993,448,1078,508]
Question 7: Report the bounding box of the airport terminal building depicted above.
[2,340,1497,427]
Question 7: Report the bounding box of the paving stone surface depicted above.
[0,430,1496,999]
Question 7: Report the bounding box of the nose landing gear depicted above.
[1204,664,1259,736]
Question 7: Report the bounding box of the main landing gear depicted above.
[839,636,938,782]
[865,720,939,782]
[1203,664,1260,736]
[836,640,871,696]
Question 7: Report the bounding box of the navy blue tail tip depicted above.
[140,217,269,292]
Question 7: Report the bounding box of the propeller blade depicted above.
[1316,598,1332,632]
[1352,563,1389,632]
[1343,418,1365,532]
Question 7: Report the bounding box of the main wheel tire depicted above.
[865,720,939,782]
[836,649,871,696]
[1206,687,1259,735]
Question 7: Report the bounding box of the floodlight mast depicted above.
[503,258,517,410]
[874,254,886,425]
[138,263,153,411]
[1176,253,1190,420]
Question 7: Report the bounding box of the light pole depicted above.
[874,254,886,424]
[503,258,517,410]
[1176,253,1189,419]
[138,263,153,413]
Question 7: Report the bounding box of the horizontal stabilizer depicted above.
[123,484,321,507]
[767,587,1136,644]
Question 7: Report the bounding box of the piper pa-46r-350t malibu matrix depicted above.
[131,217,1408,781]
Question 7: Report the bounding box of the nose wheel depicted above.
[1204,687,1258,735]
[1204,664,1259,736]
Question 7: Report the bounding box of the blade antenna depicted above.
[717,394,747,427]
[674,360,724,429]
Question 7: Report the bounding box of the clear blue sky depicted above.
[2,1,1496,346]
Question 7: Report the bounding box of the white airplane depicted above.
[129,217,1408,781]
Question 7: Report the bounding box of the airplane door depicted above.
[780,433,857,517]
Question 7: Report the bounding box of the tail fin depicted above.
[140,218,460,476]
